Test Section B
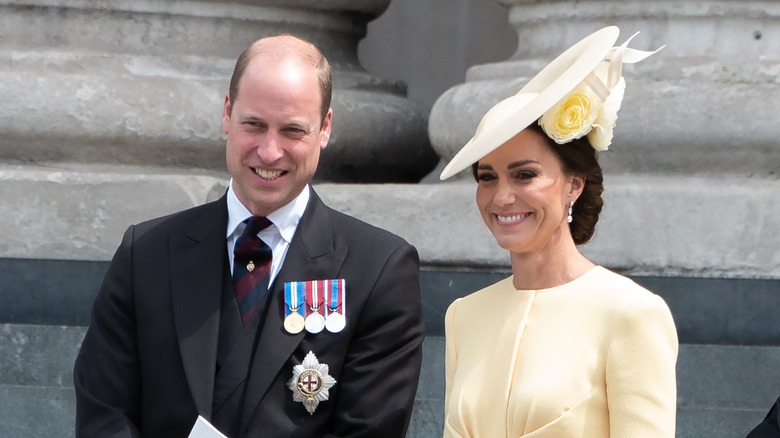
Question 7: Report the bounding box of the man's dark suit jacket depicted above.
[747,397,780,438]
[73,188,425,437]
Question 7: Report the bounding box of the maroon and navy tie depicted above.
[232,216,273,326]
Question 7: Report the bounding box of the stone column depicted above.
[429,0,780,179]
[428,0,780,280]
[0,0,437,183]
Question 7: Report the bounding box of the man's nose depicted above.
[256,133,284,163]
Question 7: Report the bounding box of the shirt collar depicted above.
[226,179,309,244]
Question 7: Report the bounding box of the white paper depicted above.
[188,416,228,438]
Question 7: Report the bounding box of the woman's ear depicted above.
[569,174,586,200]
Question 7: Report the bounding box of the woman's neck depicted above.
[509,233,595,291]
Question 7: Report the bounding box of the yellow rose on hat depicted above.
[539,83,603,144]
[539,60,628,151]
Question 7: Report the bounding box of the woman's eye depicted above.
[476,173,495,182]
[516,171,536,180]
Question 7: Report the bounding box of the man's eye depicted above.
[285,128,307,137]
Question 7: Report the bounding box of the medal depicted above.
[305,312,325,333]
[284,282,306,334]
[304,280,325,334]
[287,351,336,414]
[284,312,305,334]
[324,279,346,333]
[325,312,345,333]
[284,279,345,335]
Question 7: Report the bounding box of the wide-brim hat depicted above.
[439,26,621,180]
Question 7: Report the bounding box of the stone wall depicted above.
[0,0,779,437]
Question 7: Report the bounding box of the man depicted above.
[746,397,780,437]
[74,34,425,438]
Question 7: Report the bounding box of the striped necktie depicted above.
[232,216,273,326]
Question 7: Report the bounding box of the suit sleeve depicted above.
[326,241,425,438]
[606,293,679,437]
[73,226,142,438]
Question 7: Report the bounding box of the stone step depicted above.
[2,326,778,437]
[2,167,779,280]
[2,326,779,408]
[678,344,780,411]
[677,406,767,438]
[0,324,84,387]
[0,385,75,438]
[3,258,780,346]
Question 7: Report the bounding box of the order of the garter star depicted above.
[288,351,336,414]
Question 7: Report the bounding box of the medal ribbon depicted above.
[306,280,324,318]
[325,279,345,318]
[284,281,304,318]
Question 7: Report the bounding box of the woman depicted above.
[440,27,678,437]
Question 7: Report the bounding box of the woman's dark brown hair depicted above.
[471,122,604,245]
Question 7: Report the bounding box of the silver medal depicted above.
[325,312,346,333]
[304,312,326,334]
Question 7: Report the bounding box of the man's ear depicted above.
[319,108,333,150]
[221,93,231,134]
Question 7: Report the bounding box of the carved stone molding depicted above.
[430,0,780,178]
[0,0,437,182]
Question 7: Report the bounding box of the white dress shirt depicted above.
[225,179,309,286]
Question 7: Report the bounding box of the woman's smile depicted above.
[495,212,532,225]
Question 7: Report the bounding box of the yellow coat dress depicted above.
[444,266,678,438]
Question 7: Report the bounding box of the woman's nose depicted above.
[493,181,516,206]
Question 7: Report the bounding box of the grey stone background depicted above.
[1,0,779,437]
[360,0,516,113]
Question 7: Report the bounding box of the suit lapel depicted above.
[240,190,348,430]
[170,196,228,418]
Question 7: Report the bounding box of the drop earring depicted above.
[567,201,574,224]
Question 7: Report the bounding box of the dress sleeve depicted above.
[444,298,460,438]
[606,293,679,437]
[443,299,460,432]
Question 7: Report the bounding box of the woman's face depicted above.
[475,128,582,255]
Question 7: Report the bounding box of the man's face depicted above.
[222,56,332,217]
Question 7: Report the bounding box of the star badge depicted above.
[287,351,336,414]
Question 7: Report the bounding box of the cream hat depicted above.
[439,26,663,180]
